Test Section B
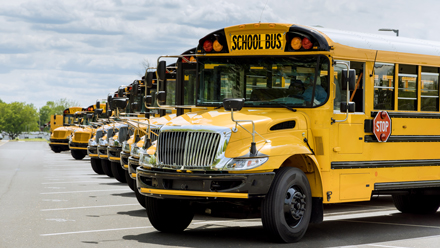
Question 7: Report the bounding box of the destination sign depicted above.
[230,33,284,51]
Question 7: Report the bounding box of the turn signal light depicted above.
[302,37,313,50]
[291,37,302,50]
[203,40,213,52]
[213,40,223,52]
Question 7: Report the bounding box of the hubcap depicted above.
[284,185,306,227]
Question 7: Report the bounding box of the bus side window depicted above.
[373,63,395,110]
[334,61,364,112]
[421,66,439,111]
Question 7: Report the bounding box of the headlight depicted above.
[139,151,150,166]
[109,137,120,147]
[122,141,130,153]
[98,138,108,146]
[131,144,140,158]
[224,157,268,171]
[88,139,97,146]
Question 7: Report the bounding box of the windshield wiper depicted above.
[281,105,297,112]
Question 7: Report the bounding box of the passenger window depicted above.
[398,64,418,111]
[421,66,439,111]
[374,63,394,110]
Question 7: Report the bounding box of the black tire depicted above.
[135,188,146,208]
[125,171,135,191]
[261,167,312,243]
[392,194,440,214]
[101,159,113,177]
[111,162,127,183]
[71,150,86,160]
[146,197,194,232]
[91,158,104,174]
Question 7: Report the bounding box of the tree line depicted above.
[0,98,79,139]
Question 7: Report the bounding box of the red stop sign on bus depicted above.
[373,111,392,142]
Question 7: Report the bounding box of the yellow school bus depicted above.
[136,23,440,242]
[49,107,83,153]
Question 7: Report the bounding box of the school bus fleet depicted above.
[48,23,440,243]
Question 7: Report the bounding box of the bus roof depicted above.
[310,25,440,57]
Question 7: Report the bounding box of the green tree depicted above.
[0,101,39,139]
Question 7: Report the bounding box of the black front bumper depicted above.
[49,139,69,151]
[108,146,122,162]
[69,142,88,150]
[97,146,108,159]
[120,151,130,170]
[128,156,139,179]
[136,167,275,200]
[87,146,98,158]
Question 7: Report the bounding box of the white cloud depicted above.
[0,0,439,109]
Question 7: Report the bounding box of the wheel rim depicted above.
[284,185,306,228]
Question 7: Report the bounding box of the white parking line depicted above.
[39,220,248,236]
[324,210,398,221]
[41,204,139,211]
[40,189,131,195]
[42,181,107,185]
[340,220,440,229]
[41,226,152,236]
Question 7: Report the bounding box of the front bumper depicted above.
[97,145,108,159]
[128,156,139,179]
[108,146,122,162]
[49,139,69,151]
[136,167,275,200]
[69,142,88,150]
[87,146,98,158]
[120,151,130,170]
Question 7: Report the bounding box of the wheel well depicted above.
[280,154,323,198]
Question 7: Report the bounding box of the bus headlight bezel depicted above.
[224,157,268,171]
[122,141,130,153]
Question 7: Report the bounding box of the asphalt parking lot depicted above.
[1,141,439,248]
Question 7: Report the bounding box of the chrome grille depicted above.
[158,131,221,167]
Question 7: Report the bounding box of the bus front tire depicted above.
[135,188,146,208]
[91,158,104,174]
[101,159,113,177]
[71,150,86,160]
[51,146,61,153]
[146,197,194,233]
[392,194,440,214]
[125,171,135,191]
[111,162,127,183]
[262,167,312,243]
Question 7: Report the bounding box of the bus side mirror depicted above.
[340,102,355,113]
[132,82,139,97]
[146,72,154,89]
[342,69,356,91]
[157,61,166,81]
[223,98,245,111]
[157,91,166,104]
[144,95,152,106]
[107,95,112,110]
[94,109,103,115]
[113,98,128,110]
[118,88,124,98]
[96,101,100,109]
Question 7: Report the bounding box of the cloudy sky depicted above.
[0,0,439,109]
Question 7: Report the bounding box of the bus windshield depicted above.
[197,56,330,108]
[63,114,76,125]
